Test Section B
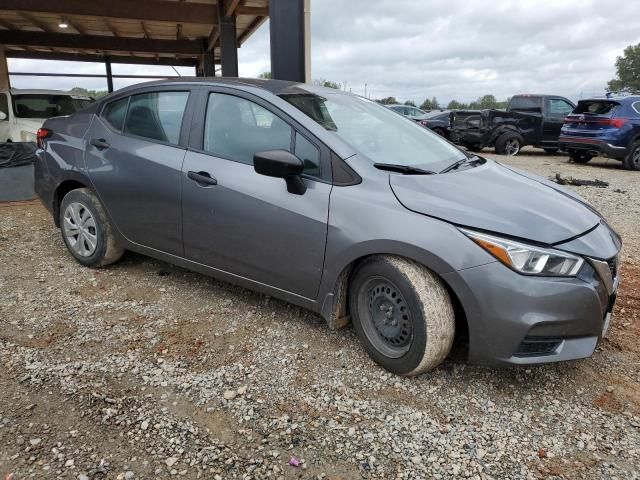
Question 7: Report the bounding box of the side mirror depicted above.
[254,149,307,195]
[0,111,7,121]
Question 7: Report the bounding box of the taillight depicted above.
[563,117,626,128]
[36,128,51,149]
[609,118,626,128]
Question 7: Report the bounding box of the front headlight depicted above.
[461,229,584,277]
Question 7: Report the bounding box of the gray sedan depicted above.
[34,78,621,375]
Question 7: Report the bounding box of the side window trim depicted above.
[191,87,332,183]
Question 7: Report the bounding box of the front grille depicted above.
[514,337,562,357]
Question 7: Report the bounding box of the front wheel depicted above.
[622,141,640,171]
[59,188,124,267]
[569,151,593,164]
[349,256,455,376]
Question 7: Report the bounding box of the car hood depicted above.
[389,160,601,244]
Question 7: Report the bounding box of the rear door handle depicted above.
[90,138,110,150]
[187,170,217,187]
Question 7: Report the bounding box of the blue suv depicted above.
[559,96,640,170]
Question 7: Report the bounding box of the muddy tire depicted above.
[59,188,124,267]
[495,132,523,156]
[622,141,640,171]
[349,255,455,376]
[569,151,593,164]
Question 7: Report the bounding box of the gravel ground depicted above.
[0,150,639,480]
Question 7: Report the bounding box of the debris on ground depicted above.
[551,173,609,187]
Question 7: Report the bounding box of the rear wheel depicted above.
[495,132,523,156]
[569,151,593,164]
[349,256,455,376]
[59,188,124,267]
[622,141,640,171]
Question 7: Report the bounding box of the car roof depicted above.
[578,96,640,103]
[109,77,347,98]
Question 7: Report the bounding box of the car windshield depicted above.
[281,93,465,170]
[13,94,92,119]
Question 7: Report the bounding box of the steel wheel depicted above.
[63,202,98,257]
[504,138,520,156]
[358,277,413,358]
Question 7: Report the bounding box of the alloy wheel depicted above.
[504,138,520,156]
[63,202,98,257]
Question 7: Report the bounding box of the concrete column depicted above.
[0,48,10,90]
[218,1,238,77]
[198,52,216,77]
[269,0,310,83]
[105,59,114,93]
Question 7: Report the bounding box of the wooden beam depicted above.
[226,0,243,18]
[66,18,87,35]
[141,22,150,39]
[236,6,269,16]
[5,50,198,67]
[0,30,204,55]
[0,0,218,25]
[207,27,220,52]
[18,12,54,32]
[239,16,267,46]
[0,19,15,30]
[104,19,119,37]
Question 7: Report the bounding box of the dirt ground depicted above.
[0,149,639,479]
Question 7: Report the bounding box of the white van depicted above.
[0,89,93,143]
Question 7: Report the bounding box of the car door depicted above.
[543,98,575,144]
[0,93,10,141]
[181,88,332,299]
[84,88,192,256]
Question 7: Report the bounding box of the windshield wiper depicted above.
[373,163,436,175]
[439,155,480,173]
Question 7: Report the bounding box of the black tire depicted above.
[464,143,483,152]
[622,141,640,171]
[59,188,124,267]
[494,132,524,156]
[569,151,593,164]
[543,148,559,154]
[349,255,455,376]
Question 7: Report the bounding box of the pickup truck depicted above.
[0,89,93,143]
[449,94,575,155]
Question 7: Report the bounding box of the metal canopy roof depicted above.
[0,0,269,67]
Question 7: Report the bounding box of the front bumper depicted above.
[559,135,628,160]
[444,253,619,366]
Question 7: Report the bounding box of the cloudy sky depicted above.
[8,0,640,105]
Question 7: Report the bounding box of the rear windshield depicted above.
[509,96,542,112]
[573,100,619,116]
[13,94,92,118]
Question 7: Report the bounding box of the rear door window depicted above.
[123,91,189,145]
[102,97,129,131]
[509,96,542,112]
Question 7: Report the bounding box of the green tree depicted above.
[259,71,272,79]
[321,80,340,89]
[608,43,640,93]
[68,87,108,99]
[375,96,399,105]
[420,97,439,111]
[404,100,417,107]
[478,94,498,109]
[446,100,466,109]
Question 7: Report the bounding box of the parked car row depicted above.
[390,93,640,170]
[0,89,93,143]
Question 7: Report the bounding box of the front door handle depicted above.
[90,138,110,150]
[187,170,217,187]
